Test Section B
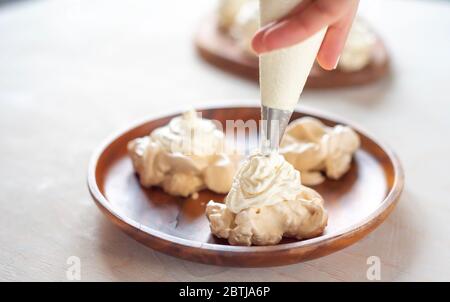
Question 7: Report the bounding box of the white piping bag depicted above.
[259,0,326,152]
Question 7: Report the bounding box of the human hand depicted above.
[252,0,360,70]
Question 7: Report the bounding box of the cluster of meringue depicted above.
[128,110,239,197]
[280,117,360,186]
[218,0,258,55]
[217,0,376,71]
[206,151,328,246]
[128,110,360,246]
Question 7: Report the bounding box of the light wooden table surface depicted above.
[0,0,449,281]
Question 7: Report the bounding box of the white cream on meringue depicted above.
[150,109,224,156]
[206,151,328,246]
[128,110,239,197]
[225,151,302,213]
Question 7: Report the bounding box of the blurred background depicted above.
[1,0,448,158]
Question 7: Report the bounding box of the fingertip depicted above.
[317,41,341,71]
[316,56,336,71]
[251,30,266,54]
[260,28,277,53]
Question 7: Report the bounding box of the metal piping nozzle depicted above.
[260,105,293,154]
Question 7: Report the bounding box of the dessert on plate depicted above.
[280,117,360,186]
[128,110,239,198]
[87,0,403,266]
[206,151,328,246]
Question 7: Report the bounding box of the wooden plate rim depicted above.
[87,104,404,256]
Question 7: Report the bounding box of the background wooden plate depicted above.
[88,106,404,267]
[195,15,390,88]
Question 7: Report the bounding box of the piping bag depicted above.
[259,0,327,153]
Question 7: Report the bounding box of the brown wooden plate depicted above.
[88,106,404,267]
[195,15,390,88]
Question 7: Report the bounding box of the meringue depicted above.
[229,0,259,55]
[217,0,248,30]
[338,18,376,72]
[280,117,360,185]
[206,151,328,246]
[128,110,239,197]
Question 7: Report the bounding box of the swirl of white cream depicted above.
[151,110,224,156]
[226,152,302,213]
[128,110,241,197]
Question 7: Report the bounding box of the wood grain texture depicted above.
[195,15,390,89]
[88,106,404,267]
